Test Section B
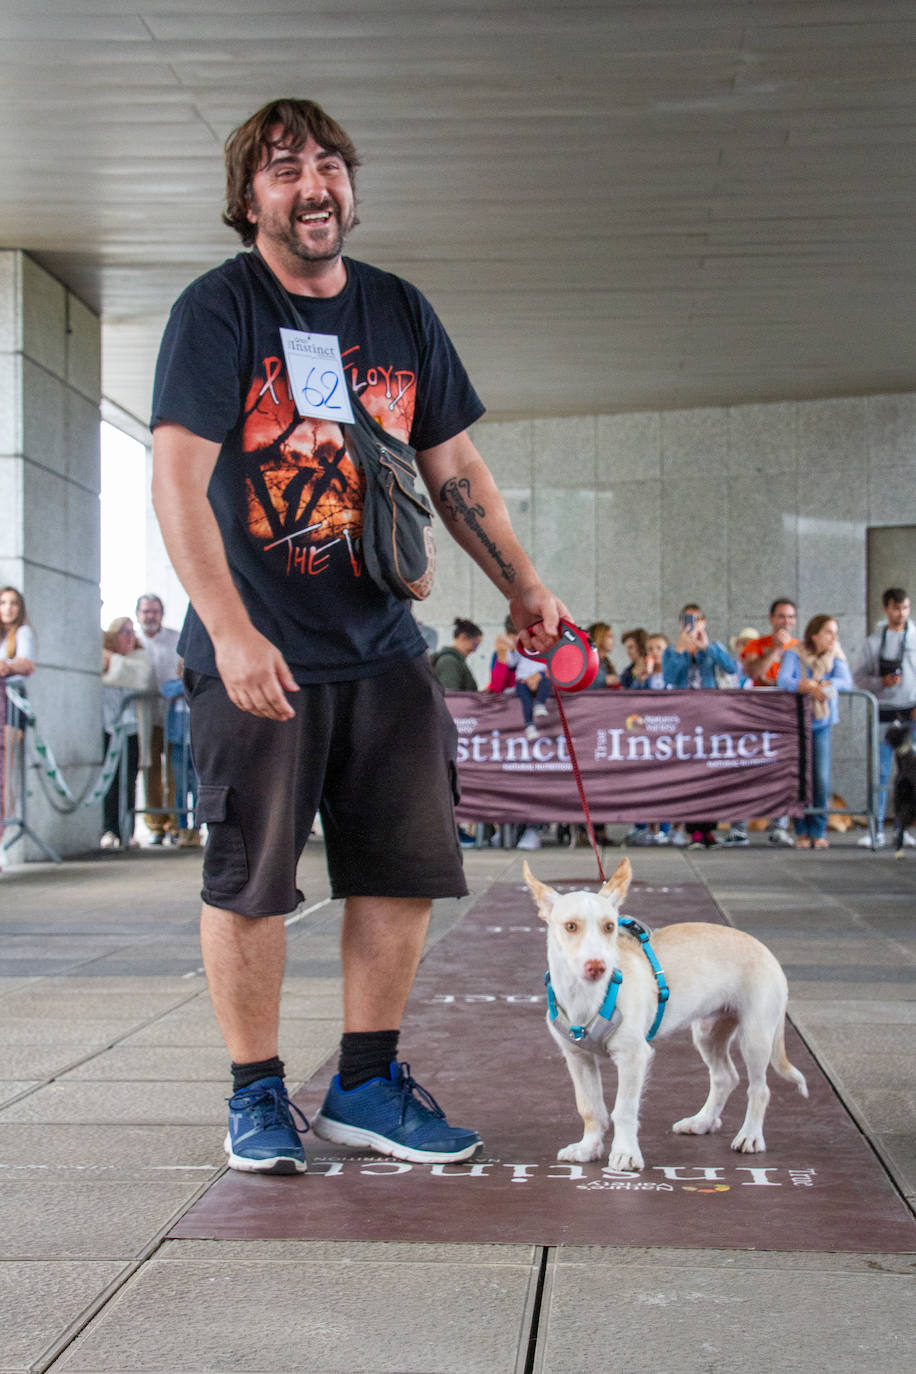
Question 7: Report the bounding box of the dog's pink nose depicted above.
[584,960,606,982]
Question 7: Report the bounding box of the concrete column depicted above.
[0,250,102,859]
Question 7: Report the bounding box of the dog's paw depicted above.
[607,1147,644,1172]
[557,1139,604,1163]
[672,1114,721,1136]
[731,1130,766,1153]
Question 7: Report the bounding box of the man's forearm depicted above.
[433,463,537,596]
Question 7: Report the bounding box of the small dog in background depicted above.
[885,721,916,857]
[524,858,807,1172]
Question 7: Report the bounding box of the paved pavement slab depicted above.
[0,1260,126,1374]
[535,1250,915,1374]
[51,1252,541,1373]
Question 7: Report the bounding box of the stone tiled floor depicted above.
[0,833,913,1373]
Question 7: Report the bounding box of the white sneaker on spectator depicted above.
[533,704,549,720]
[525,724,538,741]
[722,828,750,847]
[100,832,119,849]
[516,826,541,851]
[768,827,795,847]
[857,831,887,849]
[652,831,669,845]
[902,831,916,847]
[668,829,688,847]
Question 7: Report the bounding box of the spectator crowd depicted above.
[430,588,916,853]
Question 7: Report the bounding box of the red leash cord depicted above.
[553,687,607,883]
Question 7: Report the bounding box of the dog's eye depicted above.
[564,921,578,933]
[604,921,616,933]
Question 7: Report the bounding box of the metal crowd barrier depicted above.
[115,689,197,844]
[2,681,61,862]
[467,686,883,848]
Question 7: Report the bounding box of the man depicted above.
[740,598,800,846]
[853,587,916,848]
[150,98,567,1174]
[134,594,180,844]
[430,619,482,691]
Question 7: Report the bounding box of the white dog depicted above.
[524,858,808,1171]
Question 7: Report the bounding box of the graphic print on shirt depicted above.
[240,348,416,580]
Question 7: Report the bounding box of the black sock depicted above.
[337,1030,399,1091]
[231,1056,285,1092]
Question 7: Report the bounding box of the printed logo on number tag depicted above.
[280,328,355,424]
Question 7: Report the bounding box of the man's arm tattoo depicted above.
[440,476,517,583]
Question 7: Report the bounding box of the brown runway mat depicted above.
[171,878,916,1252]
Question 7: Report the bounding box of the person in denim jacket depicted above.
[662,604,737,689]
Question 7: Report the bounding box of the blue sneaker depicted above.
[225,1076,309,1174]
[312,1061,482,1163]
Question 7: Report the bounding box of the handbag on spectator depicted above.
[247,250,435,601]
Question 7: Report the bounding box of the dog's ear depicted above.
[522,860,559,920]
[599,856,632,906]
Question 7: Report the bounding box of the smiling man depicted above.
[150,98,567,1176]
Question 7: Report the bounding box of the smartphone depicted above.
[681,612,696,631]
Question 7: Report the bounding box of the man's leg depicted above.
[202,905,308,1174]
[200,904,285,1061]
[340,895,430,1032]
[313,895,481,1162]
[145,724,166,839]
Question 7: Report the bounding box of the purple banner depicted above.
[445,689,812,824]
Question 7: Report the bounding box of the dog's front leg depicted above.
[557,1044,609,1162]
[607,1039,653,1171]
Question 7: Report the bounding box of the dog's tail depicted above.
[771,1019,808,1098]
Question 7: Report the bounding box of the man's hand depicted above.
[511,584,570,655]
[214,628,299,721]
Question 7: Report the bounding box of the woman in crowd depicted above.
[100,617,155,849]
[619,627,649,688]
[0,586,36,831]
[587,621,620,688]
[777,614,852,849]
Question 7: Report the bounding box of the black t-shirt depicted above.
[151,252,485,682]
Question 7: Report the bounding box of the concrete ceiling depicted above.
[3,0,916,427]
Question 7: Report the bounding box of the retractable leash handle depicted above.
[526,619,599,692]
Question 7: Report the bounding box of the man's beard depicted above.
[257,199,357,265]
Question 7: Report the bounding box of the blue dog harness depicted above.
[545,916,670,1049]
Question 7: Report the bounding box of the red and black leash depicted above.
[529,619,607,883]
[552,688,607,883]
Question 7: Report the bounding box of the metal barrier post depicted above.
[1,689,62,863]
[799,688,880,839]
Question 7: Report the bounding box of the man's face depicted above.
[136,599,163,636]
[246,131,356,266]
[769,603,796,635]
[886,597,911,630]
